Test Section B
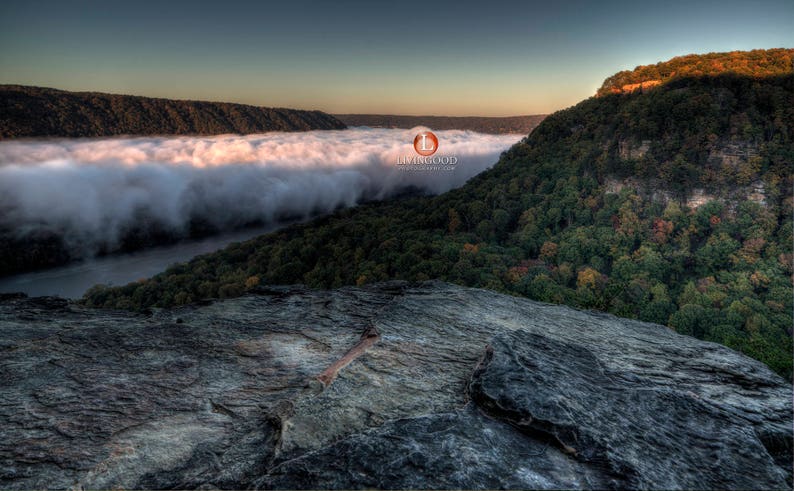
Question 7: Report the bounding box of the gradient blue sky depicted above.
[1,0,792,116]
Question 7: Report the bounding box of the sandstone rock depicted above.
[0,282,790,489]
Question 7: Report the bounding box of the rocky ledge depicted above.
[0,282,791,489]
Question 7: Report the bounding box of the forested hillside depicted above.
[598,48,792,95]
[84,51,794,378]
[0,85,346,138]
[334,114,546,134]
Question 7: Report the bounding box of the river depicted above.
[0,225,286,299]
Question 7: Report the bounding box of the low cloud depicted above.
[0,128,520,253]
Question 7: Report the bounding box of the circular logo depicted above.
[413,131,438,156]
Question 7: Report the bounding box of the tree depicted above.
[539,241,559,262]
[448,208,462,234]
[577,267,601,290]
[669,304,711,338]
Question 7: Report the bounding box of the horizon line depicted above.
[0,83,552,119]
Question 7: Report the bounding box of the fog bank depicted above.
[0,128,520,253]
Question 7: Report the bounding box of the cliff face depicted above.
[1,282,791,489]
[609,138,770,208]
[607,79,662,95]
[0,85,346,138]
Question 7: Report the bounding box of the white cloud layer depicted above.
[0,128,520,252]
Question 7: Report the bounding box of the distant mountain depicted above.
[334,113,546,134]
[85,49,794,379]
[0,85,346,138]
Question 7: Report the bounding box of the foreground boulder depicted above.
[0,282,790,489]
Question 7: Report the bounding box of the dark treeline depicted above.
[334,114,546,135]
[0,85,346,138]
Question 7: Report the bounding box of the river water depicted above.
[0,225,285,299]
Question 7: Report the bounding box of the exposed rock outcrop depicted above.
[618,139,651,160]
[0,282,790,489]
[610,138,770,209]
[608,80,662,95]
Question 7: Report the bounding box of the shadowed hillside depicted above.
[0,85,346,138]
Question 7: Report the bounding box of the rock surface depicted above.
[0,282,790,489]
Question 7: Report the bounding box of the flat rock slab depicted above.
[0,282,790,489]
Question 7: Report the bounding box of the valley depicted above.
[84,50,794,378]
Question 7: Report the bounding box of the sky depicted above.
[1,0,792,116]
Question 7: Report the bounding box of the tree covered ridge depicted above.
[0,85,346,138]
[598,48,793,96]
[84,60,794,378]
[334,114,546,135]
